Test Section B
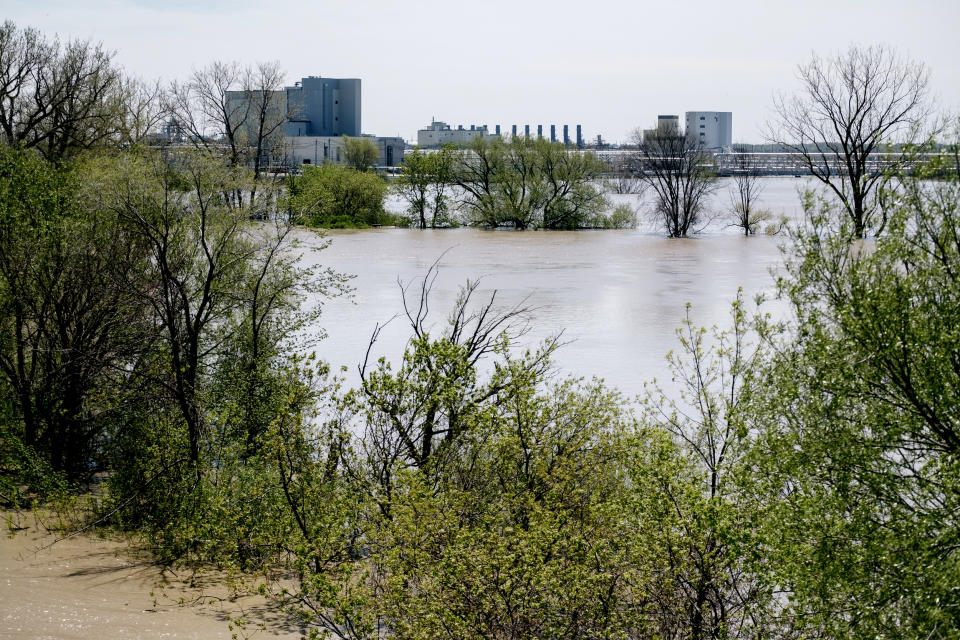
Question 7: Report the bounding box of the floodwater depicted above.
[304,177,811,394]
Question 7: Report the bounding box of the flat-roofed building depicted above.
[285,135,405,168]
[643,114,681,142]
[685,111,732,151]
[417,119,498,148]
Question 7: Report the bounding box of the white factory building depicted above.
[417,119,498,148]
[685,112,732,151]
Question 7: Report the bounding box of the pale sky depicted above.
[4,0,959,144]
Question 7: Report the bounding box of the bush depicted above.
[287,164,388,228]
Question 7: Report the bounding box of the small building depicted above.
[416,119,498,148]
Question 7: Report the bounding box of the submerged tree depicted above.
[606,152,646,195]
[768,44,932,237]
[286,163,388,228]
[342,135,380,172]
[727,145,768,235]
[633,128,717,237]
[394,147,454,228]
[452,136,609,229]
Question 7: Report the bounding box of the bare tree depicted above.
[606,153,646,195]
[728,145,765,235]
[166,61,249,169]
[118,76,165,146]
[0,20,130,161]
[166,60,291,209]
[633,128,717,237]
[768,44,932,237]
[242,61,288,204]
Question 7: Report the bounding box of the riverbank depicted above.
[0,514,301,639]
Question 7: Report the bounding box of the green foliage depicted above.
[287,163,390,228]
[0,147,150,486]
[589,202,637,229]
[453,136,610,229]
[747,158,960,638]
[635,296,776,640]
[380,379,639,639]
[5,40,960,640]
[341,136,380,172]
[394,147,455,228]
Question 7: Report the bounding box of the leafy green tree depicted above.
[287,163,388,228]
[355,261,556,498]
[450,136,506,227]
[380,378,640,639]
[637,297,776,640]
[452,137,609,229]
[0,147,150,485]
[89,149,349,563]
[748,154,960,638]
[211,214,351,457]
[394,147,454,228]
[537,139,610,229]
[95,151,255,476]
[342,136,380,172]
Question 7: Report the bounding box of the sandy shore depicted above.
[1,513,303,639]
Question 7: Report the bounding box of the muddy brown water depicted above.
[304,229,787,394]
[307,177,807,393]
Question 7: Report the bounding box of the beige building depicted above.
[416,119,498,148]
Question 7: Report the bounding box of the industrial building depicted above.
[283,76,361,137]
[416,120,497,148]
[642,115,681,142]
[225,76,361,142]
[685,111,732,151]
[286,135,405,168]
[418,120,585,148]
[224,75,405,167]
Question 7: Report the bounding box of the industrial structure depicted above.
[284,76,361,137]
[642,114,681,142]
[640,112,732,151]
[685,111,733,151]
[225,75,404,167]
[417,120,586,148]
[416,120,496,147]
